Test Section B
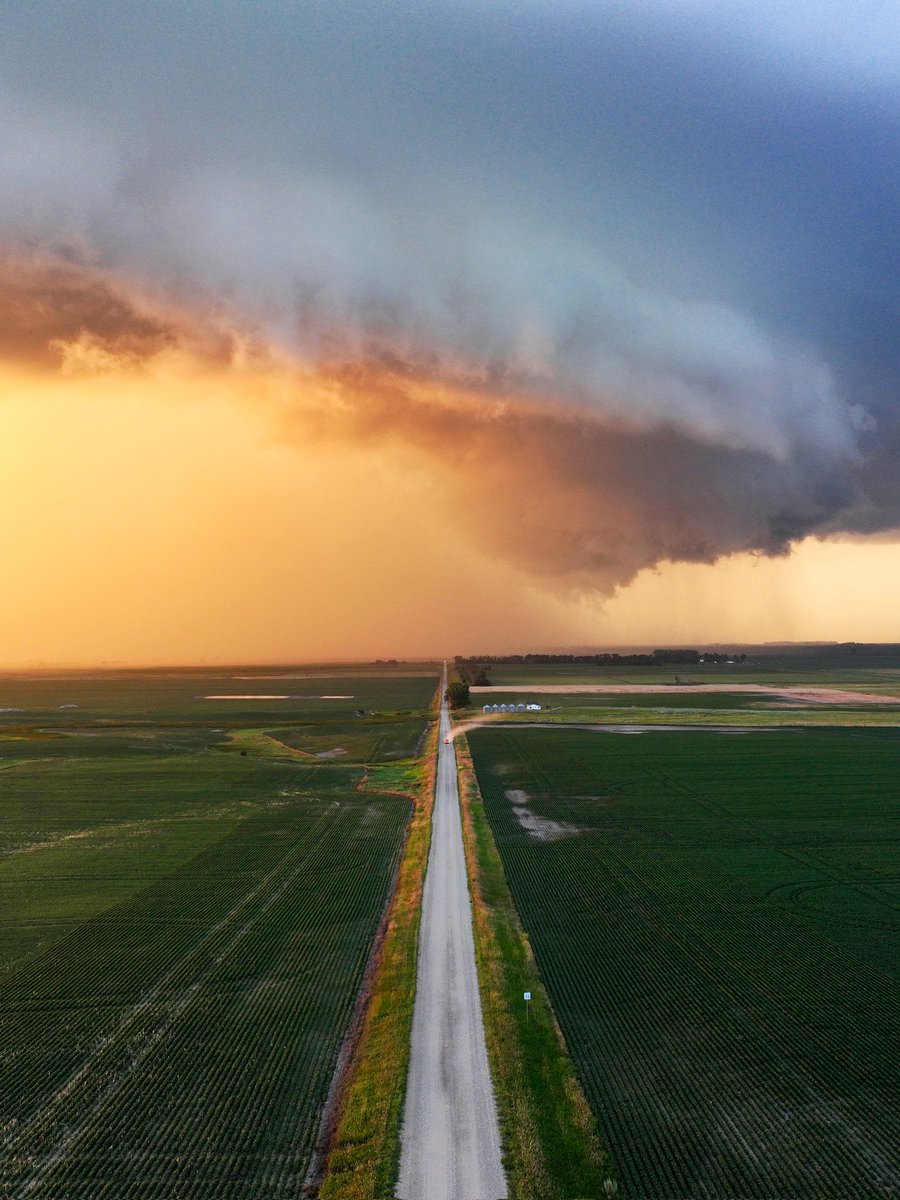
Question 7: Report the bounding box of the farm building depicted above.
[516,703,526,712]
[483,704,492,714]
[491,703,500,713]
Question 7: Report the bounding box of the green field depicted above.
[482,645,900,692]
[0,664,437,726]
[475,705,900,729]
[0,666,438,1197]
[267,718,426,762]
[468,724,900,1199]
[501,691,768,709]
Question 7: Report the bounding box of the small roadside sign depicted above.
[523,991,531,1001]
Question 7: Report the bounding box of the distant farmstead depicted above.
[482,701,540,714]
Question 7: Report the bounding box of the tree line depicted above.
[456,650,746,682]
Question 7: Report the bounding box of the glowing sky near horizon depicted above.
[1,1,898,664]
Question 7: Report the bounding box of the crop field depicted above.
[498,691,767,709]
[480,705,900,730]
[468,724,900,1199]
[267,719,426,762]
[473,690,900,713]
[483,646,900,692]
[0,666,438,1197]
[0,664,437,726]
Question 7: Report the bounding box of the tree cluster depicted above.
[445,681,471,709]
[455,662,492,686]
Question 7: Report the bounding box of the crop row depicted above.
[0,793,409,1197]
[469,726,900,1199]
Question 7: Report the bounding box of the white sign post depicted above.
[523,991,531,1023]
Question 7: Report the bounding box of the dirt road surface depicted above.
[396,680,506,1200]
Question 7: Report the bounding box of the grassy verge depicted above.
[460,706,900,728]
[316,719,438,1199]
[456,736,620,1199]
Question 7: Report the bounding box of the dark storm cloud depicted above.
[1,1,897,584]
[0,250,174,369]
[0,248,239,371]
[287,360,866,587]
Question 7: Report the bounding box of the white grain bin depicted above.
[516,703,526,712]
[483,704,491,714]
[491,703,501,713]
[499,703,508,712]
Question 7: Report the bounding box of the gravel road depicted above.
[396,679,506,1200]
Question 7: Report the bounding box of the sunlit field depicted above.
[0,665,438,1197]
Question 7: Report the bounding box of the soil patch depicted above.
[505,788,581,841]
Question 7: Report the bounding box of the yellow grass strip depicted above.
[225,728,316,759]
[316,718,438,1199]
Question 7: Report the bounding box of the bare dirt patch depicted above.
[505,788,581,841]
[779,687,900,705]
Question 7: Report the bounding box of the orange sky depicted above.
[2,358,899,667]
